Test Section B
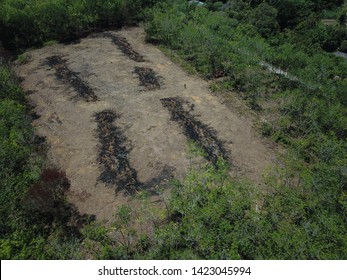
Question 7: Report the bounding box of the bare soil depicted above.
[15,27,277,222]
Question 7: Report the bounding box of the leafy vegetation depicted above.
[143,159,346,259]
[142,0,347,259]
[0,0,160,52]
[0,64,65,258]
[0,0,346,259]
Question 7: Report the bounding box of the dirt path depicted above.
[15,27,276,222]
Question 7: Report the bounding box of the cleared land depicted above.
[15,27,277,222]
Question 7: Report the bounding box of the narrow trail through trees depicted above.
[15,27,276,222]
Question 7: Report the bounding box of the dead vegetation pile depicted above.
[95,110,139,195]
[134,66,161,91]
[161,97,228,166]
[103,33,145,62]
[46,56,98,102]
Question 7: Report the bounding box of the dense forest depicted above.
[0,0,346,259]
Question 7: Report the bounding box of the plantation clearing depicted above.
[15,27,277,222]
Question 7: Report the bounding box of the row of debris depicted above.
[46,33,162,100]
[95,97,228,195]
[95,110,139,195]
[161,97,227,166]
[45,56,98,102]
[103,32,145,62]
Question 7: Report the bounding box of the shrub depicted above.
[340,40,347,52]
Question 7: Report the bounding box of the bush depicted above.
[0,67,25,102]
[340,40,347,52]
[0,99,32,177]
[251,2,280,38]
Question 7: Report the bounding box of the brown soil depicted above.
[15,27,277,223]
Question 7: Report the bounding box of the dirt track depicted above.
[15,27,276,222]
